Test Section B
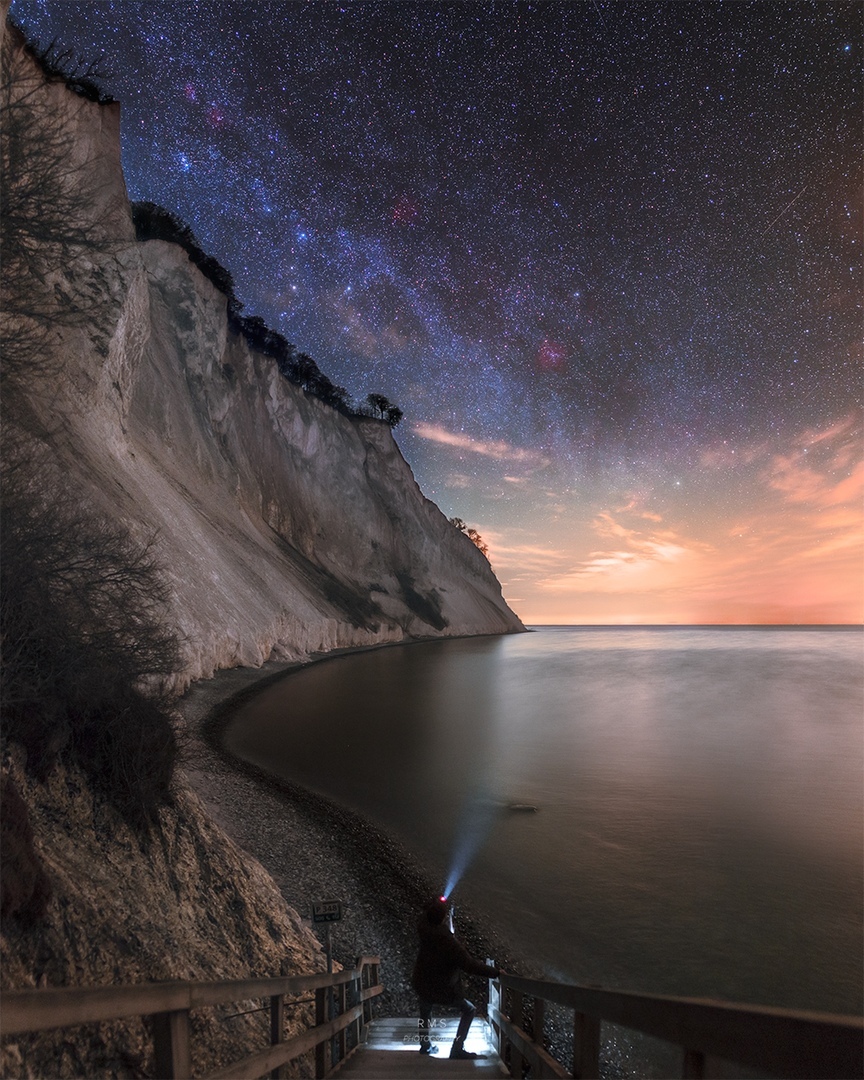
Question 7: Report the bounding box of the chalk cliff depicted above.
[102,234,524,686]
[3,16,521,692]
[0,14,520,1077]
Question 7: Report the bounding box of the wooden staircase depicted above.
[2,957,861,1078]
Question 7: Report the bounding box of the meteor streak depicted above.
[760,185,807,235]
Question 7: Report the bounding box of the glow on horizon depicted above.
[436,416,864,627]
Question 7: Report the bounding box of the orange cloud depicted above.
[483,533,569,576]
[414,423,550,467]
[488,416,863,625]
[535,511,712,595]
[767,455,864,508]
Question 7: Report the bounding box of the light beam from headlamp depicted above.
[442,790,501,900]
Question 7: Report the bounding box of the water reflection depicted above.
[226,628,863,1014]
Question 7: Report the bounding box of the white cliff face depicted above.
[9,52,523,691]
[66,236,523,689]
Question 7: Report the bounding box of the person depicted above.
[410,895,502,1059]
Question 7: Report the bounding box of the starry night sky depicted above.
[11,0,862,623]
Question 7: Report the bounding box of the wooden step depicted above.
[334,1049,507,1077]
[333,1017,507,1078]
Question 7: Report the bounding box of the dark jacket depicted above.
[411,914,500,1005]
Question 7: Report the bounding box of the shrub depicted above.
[0,461,182,829]
[448,518,489,557]
[1,26,119,405]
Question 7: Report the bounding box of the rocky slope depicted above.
[0,13,521,1078]
[0,745,325,1079]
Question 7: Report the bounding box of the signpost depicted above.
[311,901,342,924]
[311,901,342,973]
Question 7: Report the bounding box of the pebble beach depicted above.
[177,655,525,1021]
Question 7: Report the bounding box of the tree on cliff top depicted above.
[385,404,404,427]
[366,393,404,427]
[366,393,391,419]
[448,517,490,557]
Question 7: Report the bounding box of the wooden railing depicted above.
[488,970,863,1079]
[0,955,382,1079]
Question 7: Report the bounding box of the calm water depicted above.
[226,627,863,1016]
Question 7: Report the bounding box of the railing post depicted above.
[573,1011,600,1080]
[682,1048,706,1078]
[347,961,357,1052]
[363,960,379,1025]
[315,986,328,1079]
[532,997,546,1076]
[500,983,511,1071]
[152,1009,191,1080]
[270,993,285,1080]
[359,962,369,1027]
[511,990,525,1079]
[488,966,502,1060]
[336,981,347,1063]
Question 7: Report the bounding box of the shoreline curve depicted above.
[177,643,527,1019]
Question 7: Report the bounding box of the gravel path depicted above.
[176,656,526,1020]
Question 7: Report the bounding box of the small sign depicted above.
[312,900,342,924]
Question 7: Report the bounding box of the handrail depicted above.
[206,990,376,1080]
[0,965,368,1035]
[0,954,382,1079]
[489,970,864,1080]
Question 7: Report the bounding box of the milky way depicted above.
[10,1,862,622]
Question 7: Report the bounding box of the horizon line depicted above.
[522,622,863,629]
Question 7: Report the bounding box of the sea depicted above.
[224,626,863,1019]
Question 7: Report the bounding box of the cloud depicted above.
[761,417,863,531]
[767,455,864,508]
[613,496,666,522]
[413,423,550,468]
[537,511,711,594]
[482,533,570,575]
[799,414,858,447]
[444,473,472,489]
[492,415,863,623]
